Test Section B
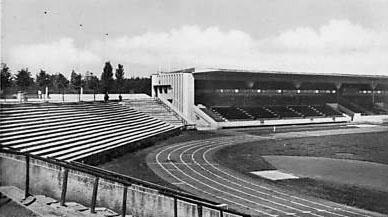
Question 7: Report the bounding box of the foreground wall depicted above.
[0,152,243,217]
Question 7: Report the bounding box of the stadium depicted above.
[1,68,388,217]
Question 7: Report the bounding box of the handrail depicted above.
[155,97,196,127]
[0,148,249,217]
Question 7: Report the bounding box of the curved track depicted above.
[148,127,388,217]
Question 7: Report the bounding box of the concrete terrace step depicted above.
[46,124,174,161]
[1,115,154,147]
[0,114,148,140]
[0,107,145,132]
[0,112,147,139]
[59,125,175,161]
[0,106,131,121]
[124,99,185,127]
[0,104,127,119]
[27,121,168,156]
[13,117,163,151]
[0,104,135,119]
[0,186,111,217]
[1,102,178,162]
[0,109,146,134]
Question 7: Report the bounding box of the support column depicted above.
[121,185,128,217]
[197,205,203,217]
[91,177,99,213]
[174,197,178,217]
[60,168,69,206]
[25,155,30,198]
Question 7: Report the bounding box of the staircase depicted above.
[121,98,185,128]
[0,102,178,162]
[0,186,123,217]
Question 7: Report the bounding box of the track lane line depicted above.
[189,144,326,217]
[203,141,372,217]
[155,142,278,217]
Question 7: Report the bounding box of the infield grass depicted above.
[213,131,388,214]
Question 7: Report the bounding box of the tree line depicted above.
[1,62,151,98]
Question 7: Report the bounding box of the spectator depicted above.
[104,92,109,102]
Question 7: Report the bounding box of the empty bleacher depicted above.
[312,105,344,117]
[241,107,278,119]
[211,107,253,121]
[122,98,185,127]
[0,102,178,162]
[266,106,302,118]
[358,103,387,115]
[288,105,323,117]
[201,104,345,122]
[200,107,225,122]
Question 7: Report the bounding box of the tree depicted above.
[87,75,99,101]
[115,64,125,93]
[36,69,51,90]
[53,73,69,102]
[15,68,33,91]
[70,70,82,101]
[1,63,13,99]
[1,63,12,91]
[70,70,82,91]
[101,61,113,93]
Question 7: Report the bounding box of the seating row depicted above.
[204,105,344,122]
[0,102,178,162]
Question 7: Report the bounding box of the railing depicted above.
[155,97,196,129]
[0,148,249,217]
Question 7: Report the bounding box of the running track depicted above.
[148,126,388,217]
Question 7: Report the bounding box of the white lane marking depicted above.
[170,143,290,216]
[155,142,277,217]
[156,135,373,217]
[188,144,325,217]
[202,140,371,217]
[178,144,314,216]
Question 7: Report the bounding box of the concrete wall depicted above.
[0,153,243,217]
[218,116,350,128]
[191,105,218,130]
[151,73,195,120]
[352,114,388,124]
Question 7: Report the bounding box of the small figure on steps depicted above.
[104,92,109,102]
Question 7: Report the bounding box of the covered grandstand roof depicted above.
[161,67,388,86]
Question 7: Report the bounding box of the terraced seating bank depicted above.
[203,105,344,122]
[0,102,181,164]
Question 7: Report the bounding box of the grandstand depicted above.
[0,101,182,163]
[151,68,388,128]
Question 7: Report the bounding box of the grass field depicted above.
[213,131,388,214]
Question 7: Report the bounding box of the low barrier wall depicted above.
[352,114,388,124]
[218,116,350,128]
[0,150,247,217]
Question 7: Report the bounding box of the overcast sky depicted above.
[1,0,388,78]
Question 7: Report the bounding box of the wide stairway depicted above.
[121,98,185,127]
[0,102,178,162]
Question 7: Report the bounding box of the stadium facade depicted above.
[151,68,388,129]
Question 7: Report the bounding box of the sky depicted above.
[1,0,388,78]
